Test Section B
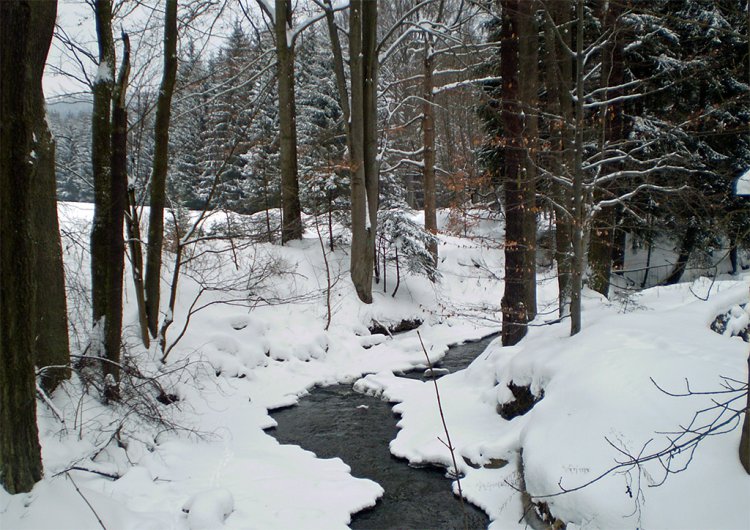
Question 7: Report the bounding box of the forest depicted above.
[1,1,749,529]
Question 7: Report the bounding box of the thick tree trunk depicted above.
[90,0,115,356]
[363,0,379,291]
[0,0,57,493]
[144,0,178,338]
[518,0,538,320]
[422,37,438,267]
[276,0,303,244]
[349,0,379,304]
[349,0,368,302]
[500,0,528,346]
[31,52,70,394]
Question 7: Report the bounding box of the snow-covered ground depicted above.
[1,203,748,529]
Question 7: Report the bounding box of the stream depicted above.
[267,333,498,529]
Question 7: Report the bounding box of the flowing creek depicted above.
[267,334,498,529]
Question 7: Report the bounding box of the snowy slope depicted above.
[1,203,748,529]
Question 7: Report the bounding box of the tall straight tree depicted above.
[274,0,303,243]
[420,0,445,267]
[518,0,539,321]
[499,0,533,346]
[543,0,575,320]
[30,9,71,392]
[90,0,118,365]
[145,0,178,339]
[349,0,380,303]
[0,0,57,493]
[587,0,626,298]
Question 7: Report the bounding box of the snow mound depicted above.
[182,488,234,529]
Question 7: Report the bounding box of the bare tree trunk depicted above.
[144,0,178,338]
[518,0,538,320]
[90,0,115,356]
[545,0,574,319]
[363,0,380,294]
[0,0,56,493]
[663,224,697,285]
[741,351,750,473]
[126,187,149,347]
[588,212,615,296]
[500,0,528,346]
[275,0,303,244]
[102,33,131,397]
[570,0,585,336]
[31,24,70,393]
[422,33,438,267]
[349,0,379,304]
[588,0,625,299]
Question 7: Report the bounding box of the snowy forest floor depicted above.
[1,203,749,529]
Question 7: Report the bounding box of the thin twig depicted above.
[417,331,468,530]
[66,473,107,529]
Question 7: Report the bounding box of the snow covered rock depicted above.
[182,488,234,529]
[423,367,450,379]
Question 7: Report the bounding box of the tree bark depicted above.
[30,16,70,393]
[500,0,529,346]
[90,0,115,356]
[275,0,303,244]
[570,0,586,336]
[422,36,438,267]
[349,0,379,304]
[144,0,178,338]
[518,0,538,320]
[102,33,131,396]
[588,0,625,299]
[662,224,698,285]
[0,0,56,493]
[588,212,615,297]
[740,351,750,473]
[545,0,574,319]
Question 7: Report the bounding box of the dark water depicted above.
[267,333,498,530]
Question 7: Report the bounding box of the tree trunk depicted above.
[90,0,115,357]
[144,0,178,338]
[662,224,698,285]
[0,0,57,493]
[545,0,574,319]
[570,0,585,336]
[31,33,70,393]
[276,0,303,244]
[588,211,614,297]
[349,0,379,304]
[102,33,131,397]
[126,187,149,348]
[740,351,750,474]
[588,0,625,300]
[363,0,380,293]
[500,0,528,346]
[518,0,538,320]
[422,30,439,268]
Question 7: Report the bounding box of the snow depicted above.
[182,488,234,529]
[1,203,749,529]
[735,167,750,196]
[94,60,113,84]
